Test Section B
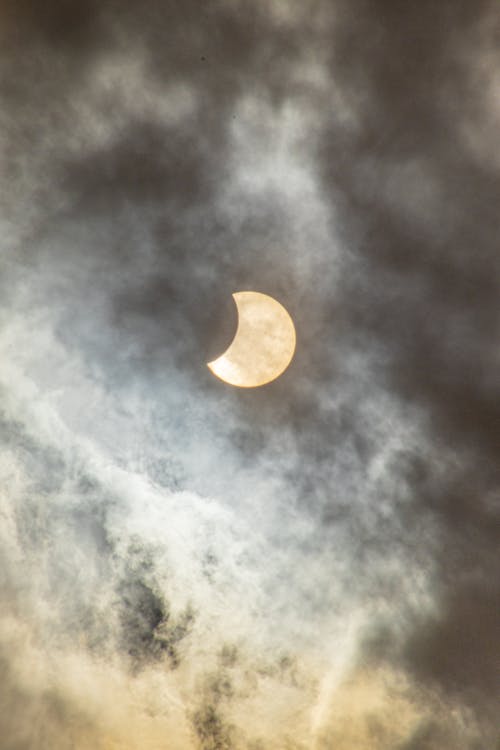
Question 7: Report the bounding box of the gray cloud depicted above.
[0,0,498,747]
[312,0,500,740]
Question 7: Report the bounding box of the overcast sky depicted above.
[1,2,499,748]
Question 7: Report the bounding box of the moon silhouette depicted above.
[207,291,296,388]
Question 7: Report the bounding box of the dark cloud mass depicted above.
[0,0,499,748]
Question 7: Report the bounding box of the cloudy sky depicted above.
[1,1,499,748]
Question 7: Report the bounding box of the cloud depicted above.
[0,0,498,747]
[313,0,500,742]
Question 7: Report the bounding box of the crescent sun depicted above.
[207,291,296,388]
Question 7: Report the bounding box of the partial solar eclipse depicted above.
[207,291,296,388]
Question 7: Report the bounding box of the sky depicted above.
[0,1,499,748]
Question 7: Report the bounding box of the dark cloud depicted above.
[1,0,315,387]
[0,0,499,746]
[2,0,104,48]
[314,0,500,737]
[117,542,195,669]
[319,0,500,459]
[192,703,235,750]
[405,579,499,711]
